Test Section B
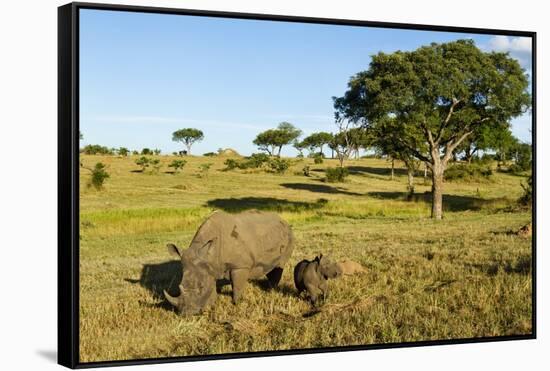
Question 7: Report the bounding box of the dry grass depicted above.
[79,154,532,362]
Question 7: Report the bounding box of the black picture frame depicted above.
[58,2,537,368]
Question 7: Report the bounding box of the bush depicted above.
[198,163,213,177]
[132,150,139,155]
[325,167,349,182]
[519,175,532,206]
[82,144,113,155]
[135,156,150,172]
[88,162,109,189]
[303,165,311,176]
[153,149,161,155]
[141,148,152,155]
[313,153,324,164]
[168,159,187,173]
[246,153,270,168]
[223,158,240,171]
[118,147,129,157]
[268,158,291,174]
[203,152,217,157]
[444,163,492,182]
[149,158,161,173]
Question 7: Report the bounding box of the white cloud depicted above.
[484,35,532,69]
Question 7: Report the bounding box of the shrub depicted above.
[149,158,161,173]
[198,163,213,177]
[223,158,240,171]
[132,150,139,155]
[153,149,161,155]
[518,175,532,206]
[268,158,291,174]
[444,163,492,182]
[141,148,152,155]
[88,162,109,190]
[246,153,270,168]
[135,156,150,172]
[303,165,311,176]
[168,159,186,174]
[325,166,349,183]
[203,152,217,157]
[118,147,129,157]
[82,144,113,155]
[313,153,324,164]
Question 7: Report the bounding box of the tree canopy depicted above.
[333,39,530,219]
[253,122,302,156]
[172,128,204,154]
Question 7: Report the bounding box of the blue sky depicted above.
[80,9,533,156]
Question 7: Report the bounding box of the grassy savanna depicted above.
[79,154,532,362]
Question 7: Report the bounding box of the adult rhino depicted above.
[164,210,294,315]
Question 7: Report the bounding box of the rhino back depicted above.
[219,210,293,274]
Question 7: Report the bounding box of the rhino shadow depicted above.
[126,261,240,310]
[125,261,182,309]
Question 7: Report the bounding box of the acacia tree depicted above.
[172,128,204,155]
[253,122,302,156]
[302,132,334,157]
[334,39,530,219]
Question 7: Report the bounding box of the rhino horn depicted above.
[163,289,180,308]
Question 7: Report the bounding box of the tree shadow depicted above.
[205,197,328,213]
[311,166,409,177]
[367,191,494,212]
[130,169,144,173]
[347,166,408,177]
[279,183,363,196]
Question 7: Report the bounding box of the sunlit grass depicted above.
[79,154,532,362]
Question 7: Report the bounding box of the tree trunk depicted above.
[407,167,414,197]
[431,162,444,220]
[186,144,192,155]
[390,158,394,180]
[424,162,427,180]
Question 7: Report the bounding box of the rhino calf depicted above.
[293,254,341,306]
[164,210,294,315]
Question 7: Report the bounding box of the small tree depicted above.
[198,163,212,178]
[150,158,161,173]
[168,159,187,174]
[135,156,150,172]
[87,162,109,190]
[302,132,334,157]
[293,140,307,157]
[153,149,161,156]
[172,128,204,155]
[141,148,152,155]
[253,122,302,156]
[118,147,129,157]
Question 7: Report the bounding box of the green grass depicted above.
[79,154,532,362]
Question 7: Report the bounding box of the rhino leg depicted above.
[305,283,323,307]
[266,267,283,288]
[230,268,250,304]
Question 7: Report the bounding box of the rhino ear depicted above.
[167,243,181,258]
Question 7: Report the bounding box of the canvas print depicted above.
[77,8,533,363]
